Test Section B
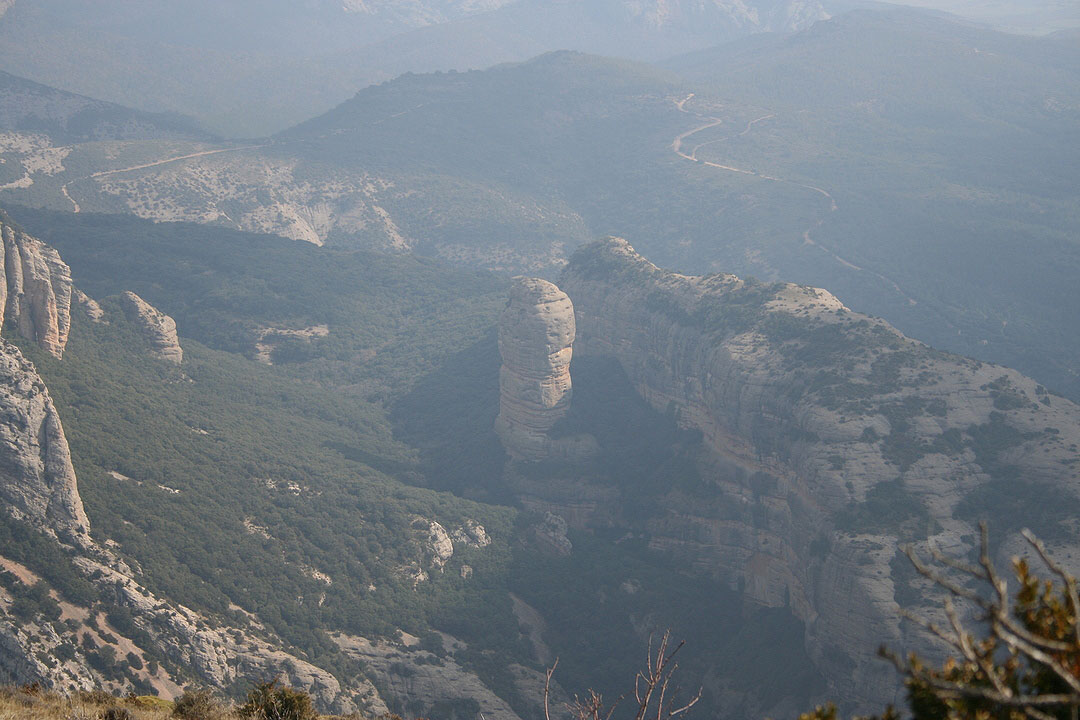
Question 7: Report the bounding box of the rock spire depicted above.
[495,277,576,460]
[0,218,72,358]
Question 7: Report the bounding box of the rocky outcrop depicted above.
[495,277,595,461]
[119,291,182,365]
[334,632,541,720]
[559,237,1080,712]
[0,339,89,546]
[424,519,454,570]
[451,519,491,548]
[530,512,572,556]
[72,556,383,714]
[0,601,99,694]
[0,548,383,713]
[73,289,104,322]
[0,217,72,358]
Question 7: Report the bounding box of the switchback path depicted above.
[60,182,80,213]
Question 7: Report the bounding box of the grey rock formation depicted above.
[530,512,572,556]
[451,519,491,548]
[559,237,1080,712]
[73,289,104,322]
[0,339,89,546]
[0,218,72,358]
[78,557,380,714]
[334,632,533,720]
[424,519,454,570]
[0,547,383,713]
[495,277,587,460]
[119,291,182,365]
[0,606,98,693]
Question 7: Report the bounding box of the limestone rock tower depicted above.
[495,277,577,461]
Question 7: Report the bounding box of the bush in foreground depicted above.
[802,524,1080,720]
[172,688,227,720]
[238,679,317,720]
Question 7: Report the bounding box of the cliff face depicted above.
[559,238,1080,710]
[495,277,577,460]
[119,291,182,365]
[0,339,88,546]
[0,217,72,358]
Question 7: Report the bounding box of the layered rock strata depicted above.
[559,237,1080,712]
[0,216,72,358]
[495,277,578,460]
[0,338,89,545]
[119,291,182,364]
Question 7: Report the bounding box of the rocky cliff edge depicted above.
[559,237,1080,711]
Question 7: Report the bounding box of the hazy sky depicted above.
[885,0,1079,33]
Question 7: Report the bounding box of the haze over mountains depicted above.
[0,0,829,135]
[2,6,1077,400]
[0,2,1077,719]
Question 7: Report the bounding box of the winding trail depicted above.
[60,182,80,213]
[671,93,915,305]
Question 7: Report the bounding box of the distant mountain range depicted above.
[1,8,1077,402]
[0,70,209,143]
[0,0,826,135]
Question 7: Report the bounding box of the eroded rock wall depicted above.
[0,217,72,358]
[0,338,89,546]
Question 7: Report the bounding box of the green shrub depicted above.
[238,679,316,720]
[172,688,225,720]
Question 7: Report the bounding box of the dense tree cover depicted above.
[0,210,530,696]
[10,206,506,401]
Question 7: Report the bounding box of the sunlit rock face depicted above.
[120,291,183,365]
[0,218,72,358]
[0,339,89,547]
[495,277,577,461]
